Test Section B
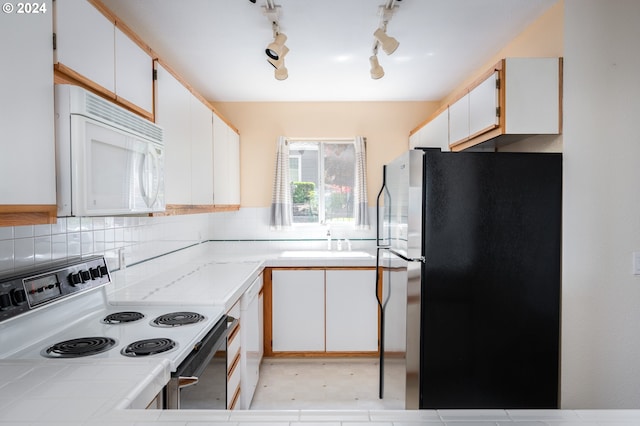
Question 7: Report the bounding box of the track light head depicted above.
[373,28,399,55]
[267,45,288,65]
[266,33,287,60]
[267,45,288,80]
[274,65,288,81]
[369,55,384,80]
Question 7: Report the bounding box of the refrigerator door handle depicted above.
[376,165,390,248]
[388,248,425,263]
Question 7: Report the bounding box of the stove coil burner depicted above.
[152,311,205,327]
[43,337,117,358]
[121,338,177,357]
[103,311,145,324]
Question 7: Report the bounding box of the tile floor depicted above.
[249,357,405,410]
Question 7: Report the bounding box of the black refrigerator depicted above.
[375,148,561,409]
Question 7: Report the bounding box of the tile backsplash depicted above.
[0,214,210,274]
[0,206,377,275]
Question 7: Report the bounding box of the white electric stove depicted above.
[0,256,225,372]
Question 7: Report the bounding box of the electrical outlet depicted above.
[633,252,640,276]
[118,248,126,270]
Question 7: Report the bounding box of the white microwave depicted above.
[55,85,165,217]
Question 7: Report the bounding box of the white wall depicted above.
[562,0,640,408]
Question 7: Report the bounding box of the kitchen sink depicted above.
[279,250,374,259]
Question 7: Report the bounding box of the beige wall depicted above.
[211,101,436,207]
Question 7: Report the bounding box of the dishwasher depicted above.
[240,273,263,408]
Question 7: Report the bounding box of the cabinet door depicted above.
[469,71,499,138]
[272,270,325,351]
[155,64,191,204]
[213,114,240,205]
[504,57,560,134]
[0,0,55,206]
[422,109,449,151]
[409,127,424,149]
[325,270,378,352]
[448,93,470,146]
[228,129,241,205]
[115,27,153,114]
[55,0,115,93]
[190,98,214,204]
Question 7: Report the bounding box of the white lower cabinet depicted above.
[325,270,378,352]
[240,274,263,409]
[226,302,242,409]
[272,270,325,351]
[270,268,378,353]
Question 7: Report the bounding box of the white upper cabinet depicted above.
[190,97,214,205]
[54,0,153,117]
[156,62,218,206]
[410,108,449,151]
[468,71,499,138]
[213,114,241,205]
[0,0,56,224]
[504,58,560,134]
[449,57,562,151]
[115,27,153,114]
[448,93,470,147]
[448,72,499,147]
[155,63,192,205]
[55,0,115,93]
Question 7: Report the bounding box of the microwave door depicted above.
[72,116,134,216]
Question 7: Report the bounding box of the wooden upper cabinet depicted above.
[0,0,57,227]
[54,0,154,119]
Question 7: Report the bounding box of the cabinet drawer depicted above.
[227,350,241,408]
[228,321,241,363]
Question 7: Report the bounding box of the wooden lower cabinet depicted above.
[264,267,379,356]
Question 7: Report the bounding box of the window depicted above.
[289,140,356,224]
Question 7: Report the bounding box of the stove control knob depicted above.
[68,272,83,286]
[80,270,92,281]
[90,268,100,279]
[0,293,11,310]
[11,289,27,305]
[99,265,108,277]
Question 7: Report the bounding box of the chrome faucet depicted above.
[326,227,332,250]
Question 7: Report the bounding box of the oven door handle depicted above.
[178,376,199,389]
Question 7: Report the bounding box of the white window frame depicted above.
[289,138,356,227]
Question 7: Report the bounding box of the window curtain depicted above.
[269,136,293,229]
[353,136,370,229]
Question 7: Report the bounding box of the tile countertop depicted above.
[108,241,382,310]
[4,241,640,424]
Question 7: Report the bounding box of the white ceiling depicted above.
[101,0,558,102]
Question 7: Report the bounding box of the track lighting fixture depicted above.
[369,54,384,80]
[260,0,289,80]
[370,0,400,79]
